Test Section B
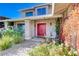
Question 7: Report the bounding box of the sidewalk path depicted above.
[0,40,40,56]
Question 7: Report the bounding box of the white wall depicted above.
[30,20,35,37]
[4,21,9,29]
[24,20,31,40]
[21,4,54,17]
[35,19,56,38]
[13,19,56,39]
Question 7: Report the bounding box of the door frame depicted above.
[36,23,46,37]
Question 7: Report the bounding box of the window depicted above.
[25,12,33,17]
[0,22,4,28]
[37,8,46,15]
[17,24,25,33]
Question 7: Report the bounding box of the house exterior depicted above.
[0,3,69,40]
[0,16,10,28]
[1,3,79,53]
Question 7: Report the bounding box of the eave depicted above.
[0,14,62,22]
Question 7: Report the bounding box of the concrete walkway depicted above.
[0,39,41,56]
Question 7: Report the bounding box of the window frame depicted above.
[25,12,34,17]
[35,6,48,16]
[17,23,25,33]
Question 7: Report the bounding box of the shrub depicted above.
[0,30,3,38]
[49,44,64,56]
[12,31,23,44]
[63,46,78,56]
[0,29,23,51]
[0,36,13,51]
[2,29,23,44]
[2,29,14,37]
[28,43,49,56]
[28,43,78,56]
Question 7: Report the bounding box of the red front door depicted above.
[37,23,46,36]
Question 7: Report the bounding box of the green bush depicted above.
[0,29,23,51]
[28,44,49,56]
[2,29,14,37]
[48,44,64,56]
[2,29,23,44]
[28,43,78,56]
[0,36,13,51]
[12,31,23,44]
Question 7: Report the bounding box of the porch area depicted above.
[0,15,62,41]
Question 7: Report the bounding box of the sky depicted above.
[0,3,42,19]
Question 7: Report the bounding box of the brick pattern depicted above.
[61,3,79,53]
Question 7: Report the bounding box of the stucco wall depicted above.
[30,20,35,37]
[30,19,56,38]
[21,4,53,17]
[13,18,56,39]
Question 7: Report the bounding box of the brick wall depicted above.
[61,3,79,53]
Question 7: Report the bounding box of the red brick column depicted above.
[61,3,79,53]
[76,22,79,54]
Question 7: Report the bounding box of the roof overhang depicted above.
[19,3,52,12]
[54,3,70,14]
[0,14,62,22]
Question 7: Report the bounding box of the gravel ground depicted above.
[0,39,41,56]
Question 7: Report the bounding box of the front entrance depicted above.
[37,23,46,36]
